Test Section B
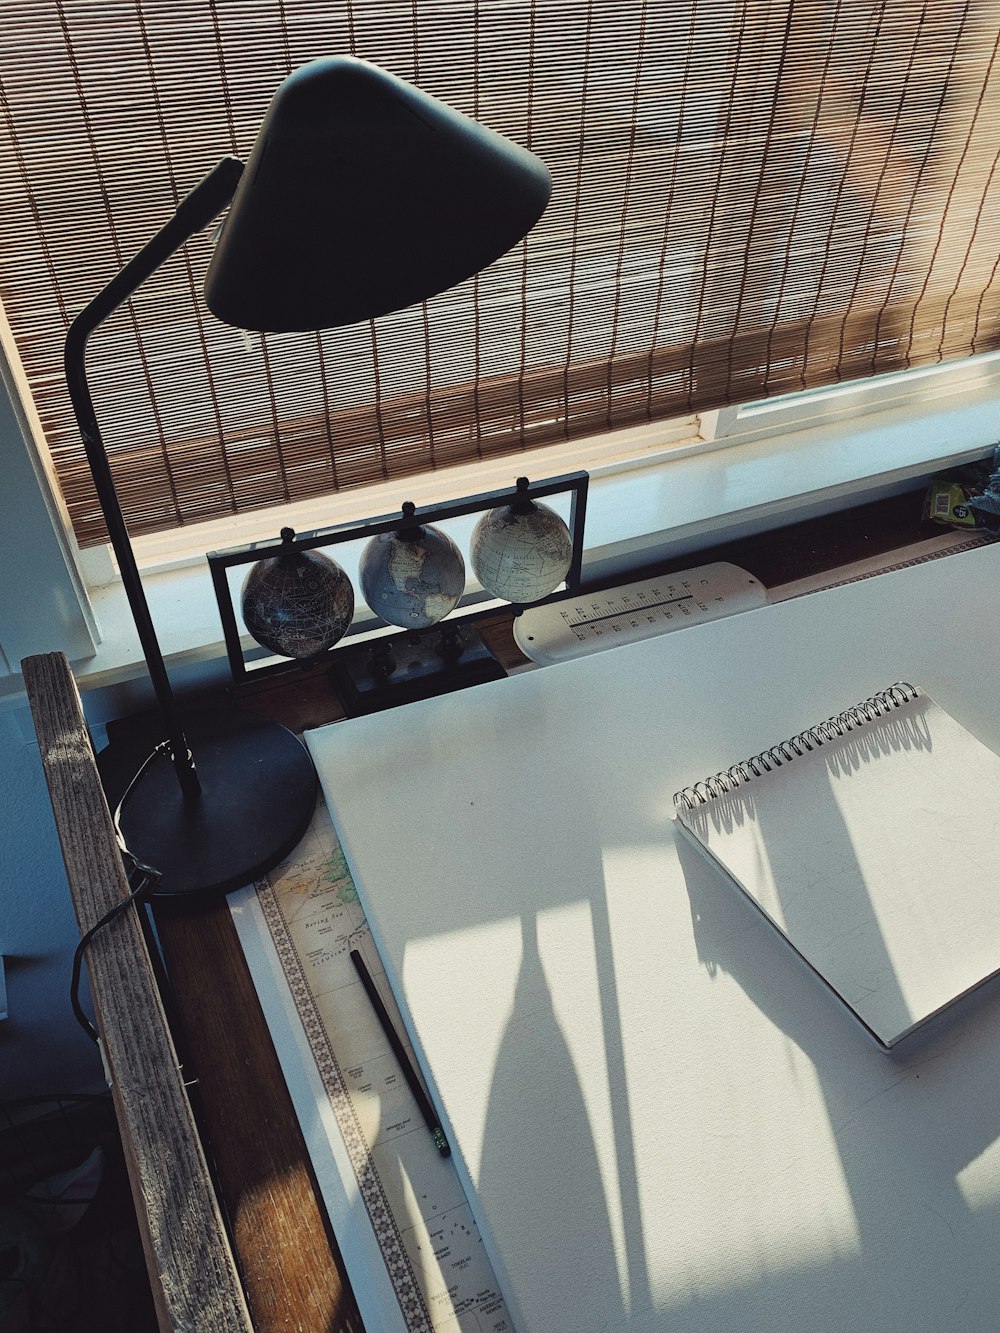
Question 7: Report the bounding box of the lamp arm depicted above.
[64,156,245,798]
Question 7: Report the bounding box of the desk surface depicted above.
[310,541,1000,1333]
[130,493,989,1332]
[144,620,523,1333]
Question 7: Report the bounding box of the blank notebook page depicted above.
[675,687,1000,1047]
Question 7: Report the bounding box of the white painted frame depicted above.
[0,308,99,677]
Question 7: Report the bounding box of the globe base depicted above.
[98,707,317,897]
[331,623,505,716]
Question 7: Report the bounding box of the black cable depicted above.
[70,859,160,1043]
[70,743,168,1042]
[110,740,172,854]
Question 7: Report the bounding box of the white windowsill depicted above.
[59,364,997,707]
[4,356,997,714]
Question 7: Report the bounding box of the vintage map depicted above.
[230,800,513,1333]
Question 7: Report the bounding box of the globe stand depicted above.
[207,473,588,688]
[329,623,505,716]
[369,639,398,680]
[438,623,472,662]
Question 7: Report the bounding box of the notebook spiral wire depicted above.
[673,682,918,810]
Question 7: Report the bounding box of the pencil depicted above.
[350,947,451,1157]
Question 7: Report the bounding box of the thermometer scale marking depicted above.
[566,586,702,637]
[514,562,768,665]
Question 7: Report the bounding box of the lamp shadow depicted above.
[476,909,637,1326]
[452,683,1000,1333]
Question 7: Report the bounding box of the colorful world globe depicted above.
[241,528,355,659]
[360,509,465,628]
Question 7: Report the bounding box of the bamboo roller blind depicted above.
[1,1,999,546]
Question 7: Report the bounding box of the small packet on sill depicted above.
[924,480,978,528]
[924,444,1000,530]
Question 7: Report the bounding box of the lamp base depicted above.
[98,707,317,898]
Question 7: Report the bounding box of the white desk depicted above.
[309,542,1000,1333]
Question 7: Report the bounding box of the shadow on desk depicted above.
[478,909,634,1317]
[307,571,1000,1331]
[675,824,1000,1333]
[452,788,1000,1333]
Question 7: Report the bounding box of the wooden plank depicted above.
[151,896,366,1333]
[98,689,366,1333]
[21,652,253,1333]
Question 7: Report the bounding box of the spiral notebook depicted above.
[674,683,1000,1049]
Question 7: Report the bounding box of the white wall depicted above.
[0,708,105,1098]
[0,327,105,1099]
[0,309,98,676]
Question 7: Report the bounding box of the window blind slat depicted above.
[1,0,998,545]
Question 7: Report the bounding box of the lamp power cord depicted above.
[70,742,168,1043]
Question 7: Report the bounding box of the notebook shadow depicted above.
[676,816,1000,1326]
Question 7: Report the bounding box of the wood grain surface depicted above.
[22,652,254,1333]
[89,675,365,1333]
[152,895,365,1333]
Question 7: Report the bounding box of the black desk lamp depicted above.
[65,57,551,897]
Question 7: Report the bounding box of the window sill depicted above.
[5,367,997,713]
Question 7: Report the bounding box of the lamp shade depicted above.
[204,57,552,332]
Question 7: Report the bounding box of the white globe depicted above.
[471,499,572,603]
